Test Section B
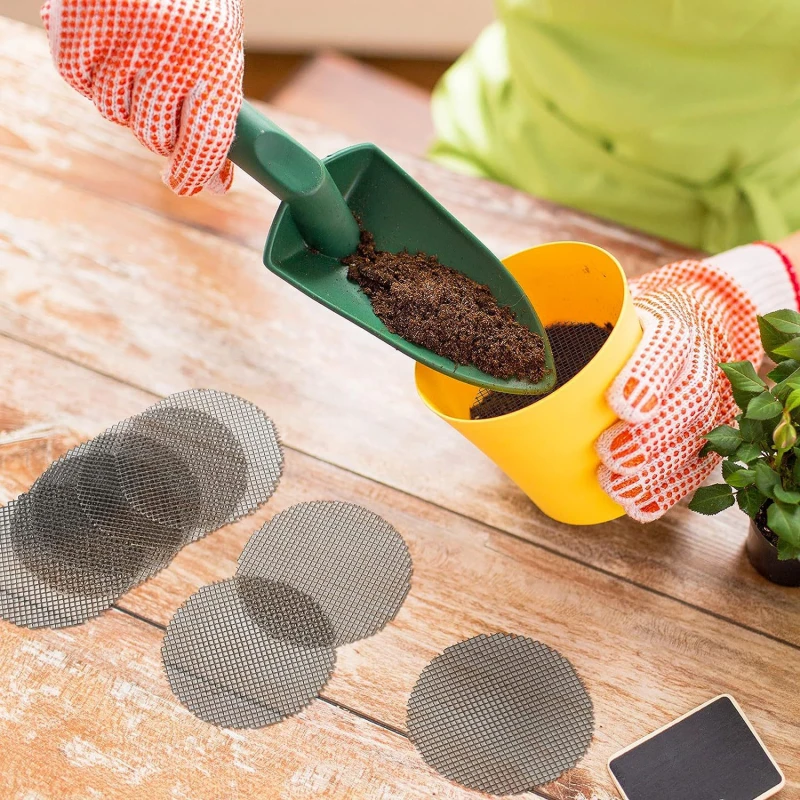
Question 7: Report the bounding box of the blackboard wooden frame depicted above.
[607,695,785,800]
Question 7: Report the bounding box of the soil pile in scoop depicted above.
[343,231,546,384]
[470,322,612,420]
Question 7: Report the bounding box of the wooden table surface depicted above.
[0,17,798,800]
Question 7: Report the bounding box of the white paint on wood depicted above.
[109,679,161,712]
[60,736,161,784]
[20,641,66,669]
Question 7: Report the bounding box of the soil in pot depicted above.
[343,230,547,384]
[747,506,800,587]
[469,322,613,420]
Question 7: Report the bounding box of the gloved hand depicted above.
[41,0,244,195]
[596,261,762,522]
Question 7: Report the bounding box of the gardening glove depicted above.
[41,0,244,195]
[596,241,800,523]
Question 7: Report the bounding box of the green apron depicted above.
[430,1,800,252]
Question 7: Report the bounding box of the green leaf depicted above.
[759,312,800,362]
[768,359,800,384]
[738,416,768,444]
[737,485,766,519]
[701,425,742,457]
[777,539,800,561]
[745,391,783,420]
[767,501,800,547]
[762,308,800,330]
[732,389,756,413]
[755,460,780,499]
[735,443,762,463]
[793,450,800,485]
[774,337,800,361]
[719,361,767,396]
[689,484,735,515]
[772,369,800,402]
[727,468,756,488]
[785,388,800,414]
[774,484,800,504]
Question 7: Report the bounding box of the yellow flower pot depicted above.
[415,241,642,525]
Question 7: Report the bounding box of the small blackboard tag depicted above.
[608,695,784,800]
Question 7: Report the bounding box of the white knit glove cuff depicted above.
[704,243,800,315]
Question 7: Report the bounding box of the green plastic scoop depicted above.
[228,101,555,395]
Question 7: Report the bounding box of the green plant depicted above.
[689,309,800,560]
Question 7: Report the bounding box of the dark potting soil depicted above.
[755,505,779,547]
[343,231,546,384]
[469,322,613,420]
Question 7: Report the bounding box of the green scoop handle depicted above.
[228,100,360,257]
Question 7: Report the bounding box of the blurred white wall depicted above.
[0,0,493,57]
[0,0,41,26]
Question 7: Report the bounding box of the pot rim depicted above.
[415,241,634,426]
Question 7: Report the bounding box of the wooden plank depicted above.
[362,56,450,93]
[0,335,797,799]
[0,612,500,800]
[270,51,436,155]
[0,151,795,651]
[242,51,307,103]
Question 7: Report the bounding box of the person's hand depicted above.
[41,0,244,195]
[596,261,762,522]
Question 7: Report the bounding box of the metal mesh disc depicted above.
[236,575,336,647]
[144,390,284,532]
[127,407,248,537]
[470,323,613,420]
[10,453,184,599]
[162,577,336,728]
[0,498,115,628]
[237,501,412,646]
[78,428,202,533]
[407,634,594,795]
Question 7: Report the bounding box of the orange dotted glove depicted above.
[596,261,762,522]
[41,0,244,195]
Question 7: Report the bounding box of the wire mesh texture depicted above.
[12,450,184,599]
[470,322,613,420]
[79,428,203,534]
[144,390,284,534]
[0,390,284,630]
[125,408,247,539]
[407,634,594,795]
[0,497,118,628]
[237,501,413,647]
[162,577,336,728]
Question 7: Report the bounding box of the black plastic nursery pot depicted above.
[746,506,800,587]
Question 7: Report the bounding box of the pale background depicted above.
[0,0,493,57]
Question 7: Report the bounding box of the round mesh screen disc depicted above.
[237,501,412,646]
[11,452,184,599]
[127,407,248,537]
[80,427,202,533]
[145,390,283,529]
[235,575,336,647]
[0,497,115,628]
[406,634,594,795]
[162,577,336,728]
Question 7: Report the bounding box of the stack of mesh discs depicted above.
[162,501,413,728]
[0,389,283,629]
[407,634,594,795]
